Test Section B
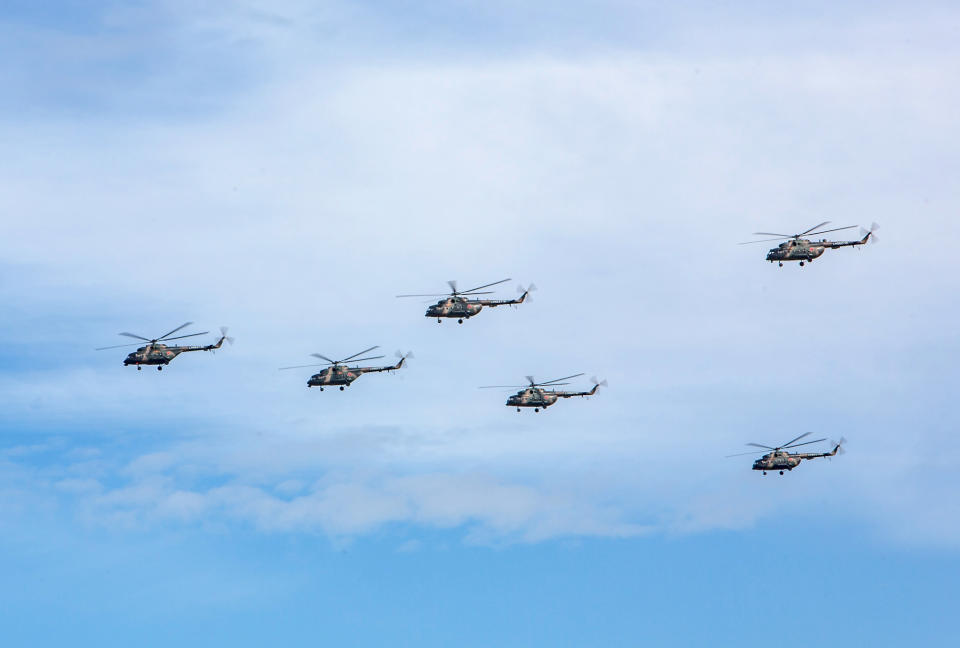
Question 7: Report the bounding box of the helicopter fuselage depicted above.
[425,297,483,320]
[124,344,183,366]
[507,387,561,409]
[308,365,361,387]
[765,239,827,262]
[752,451,803,472]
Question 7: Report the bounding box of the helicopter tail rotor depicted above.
[517,283,536,303]
[219,326,235,345]
[859,222,879,244]
[829,437,847,456]
[590,376,608,388]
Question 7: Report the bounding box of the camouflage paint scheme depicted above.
[123,336,228,370]
[307,356,407,390]
[425,291,530,323]
[506,382,601,412]
[730,432,845,475]
[752,443,842,474]
[482,374,606,412]
[764,231,873,266]
[97,323,232,371]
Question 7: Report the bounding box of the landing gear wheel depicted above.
[458,319,463,324]
[157,366,163,371]
[762,471,767,475]
[339,386,345,391]
[799,261,805,267]
[137,366,142,371]
[778,262,783,267]
[534,408,539,412]
[517,408,521,412]
[320,387,324,391]
[437,318,442,323]
[779,470,784,475]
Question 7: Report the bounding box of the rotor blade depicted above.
[311,353,337,364]
[799,221,831,236]
[118,332,152,342]
[746,443,776,450]
[157,322,194,341]
[782,438,827,450]
[739,237,791,245]
[95,342,143,350]
[396,293,449,298]
[805,225,857,237]
[344,356,385,364]
[460,291,495,296]
[479,385,526,389]
[752,232,794,238]
[526,375,536,385]
[162,331,209,342]
[278,364,327,370]
[726,450,767,458]
[779,432,812,448]
[537,373,585,385]
[460,278,511,294]
[341,346,380,362]
[447,280,458,293]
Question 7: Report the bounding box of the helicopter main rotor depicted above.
[279,345,385,371]
[396,277,511,299]
[740,221,858,245]
[95,322,209,351]
[726,431,828,457]
[479,373,585,389]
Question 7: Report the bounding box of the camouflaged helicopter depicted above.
[727,432,845,475]
[397,278,535,323]
[480,373,607,412]
[279,346,413,390]
[95,322,233,370]
[741,221,879,266]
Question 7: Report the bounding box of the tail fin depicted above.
[516,283,537,304]
[394,350,414,370]
[827,437,846,457]
[215,326,235,349]
[589,376,608,395]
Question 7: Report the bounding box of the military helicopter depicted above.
[727,432,845,475]
[397,278,534,323]
[279,346,412,390]
[96,322,233,370]
[741,221,879,266]
[480,373,607,412]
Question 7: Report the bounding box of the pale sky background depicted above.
[1,1,959,646]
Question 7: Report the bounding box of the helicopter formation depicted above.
[95,224,874,477]
[94,279,604,411]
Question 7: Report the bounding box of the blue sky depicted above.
[2,1,959,645]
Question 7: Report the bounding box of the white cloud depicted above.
[2,3,959,547]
